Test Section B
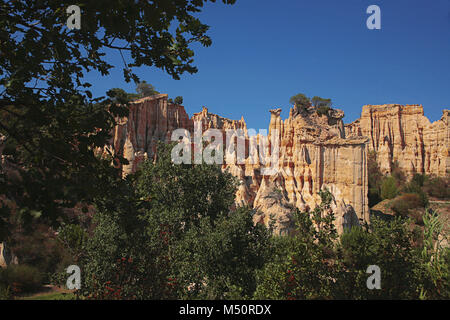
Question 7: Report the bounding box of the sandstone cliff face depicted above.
[345,105,449,178]
[105,94,192,176]
[107,95,369,234]
[238,106,369,235]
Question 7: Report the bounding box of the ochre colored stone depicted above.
[104,95,370,234]
[346,105,449,178]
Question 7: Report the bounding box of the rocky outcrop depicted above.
[345,105,449,178]
[235,105,369,234]
[106,95,369,234]
[104,94,192,176]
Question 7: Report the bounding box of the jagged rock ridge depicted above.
[105,94,369,234]
[345,104,449,177]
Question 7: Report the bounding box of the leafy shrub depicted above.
[391,161,406,185]
[419,209,450,299]
[423,176,450,199]
[136,81,158,97]
[338,218,426,299]
[289,93,310,111]
[0,265,43,294]
[367,151,383,207]
[316,105,330,116]
[411,173,426,187]
[174,96,183,105]
[403,180,423,195]
[81,142,268,300]
[254,189,339,300]
[380,176,398,200]
[312,96,332,116]
[408,208,425,226]
[57,224,88,263]
[402,184,429,208]
[10,223,70,283]
[0,284,11,300]
[391,193,426,218]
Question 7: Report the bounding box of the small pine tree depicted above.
[289,93,310,110]
[136,81,158,97]
[174,96,183,105]
[381,176,398,200]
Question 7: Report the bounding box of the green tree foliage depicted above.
[107,88,140,103]
[289,93,311,111]
[423,175,450,199]
[311,96,332,108]
[81,142,269,299]
[0,0,236,237]
[174,96,184,105]
[81,162,449,299]
[0,284,10,300]
[367,151,383,207]
[311,96,332,116]
[380,176,398,200]
[391,160,406,185]
[338,209,448,300]
[8,223,70,282]
[177,206,270,299]
[419,209,449,299]
[254,189,339,299]
[401,175,429,208]
[56,224,88,264]
[254,187,449,300]
[136,81,159,98]
[0,264,43,294]
[391,193,426,225]
[338,218,425,299]
[411,173,426,188]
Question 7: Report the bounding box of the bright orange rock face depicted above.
[346,105,449,178]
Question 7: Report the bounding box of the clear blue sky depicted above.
[85,0,450,130]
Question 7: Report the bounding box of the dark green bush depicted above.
[0,284,11,300]
[367,151,383,207]
[0,265,43,294]
[411,173,426,187]
[391,193,426,218]
[391,161,406,185]
[289,93,310,110]
[423,176,450,199]
[381,176,398,200]
[408,208,425,226]
[174,96,183,105]
[402,183,429,207]
[10,223,70,283]
[338,218,425,299]
[316,105,331,116]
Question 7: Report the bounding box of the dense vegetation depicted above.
[0,1,448,300]
[367,151,449,225]
[0,0,236,300]
[289,93,332,116]
[2,139,448,300]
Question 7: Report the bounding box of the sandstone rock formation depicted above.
[106,95,370,234]
[104,94,192,176]
[239,105,369,235]
[345,105,449,178]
